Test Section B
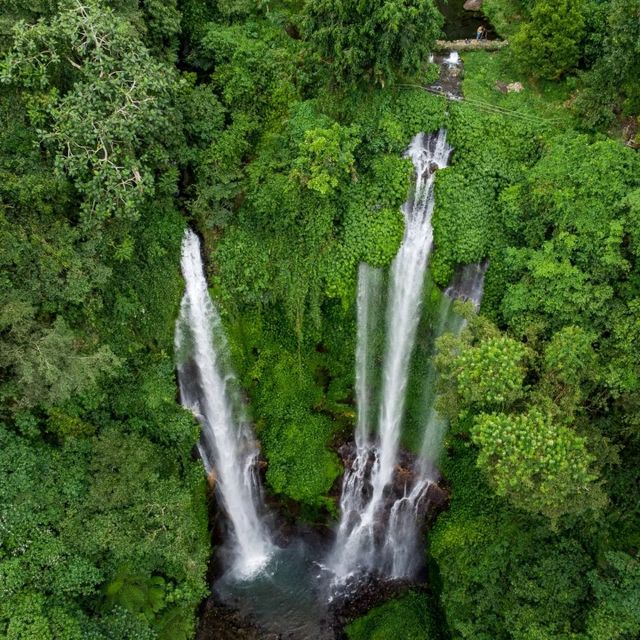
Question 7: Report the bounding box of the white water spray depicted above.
[329,131,452,584]
[445,51,460,66]
[381,260,488,578]
[175,229,272,579]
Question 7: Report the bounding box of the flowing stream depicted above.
[175,229,272,579]
[329,130,453,585]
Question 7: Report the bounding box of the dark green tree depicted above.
[512,0,587,79]
[301,0,443,87]
[575,0,640,132]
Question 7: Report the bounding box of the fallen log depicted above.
[435,39,509,52]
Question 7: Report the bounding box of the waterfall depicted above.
[331,264,383,581]
[354,264,384,451]
[416,260,488,479]
[381,260,488,578]
[175,229,272,579]
[445,51,460,67]
[329,131,452,585]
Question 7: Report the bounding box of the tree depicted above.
[512,0,587,80]
[434,314,529,421]
[440,333,528,413]
[0,313,119,410]
[430,445,594,640]
[575,0,640,131]
[1,0,180,224]
[472,409,605,522]
[301,0,443,87]
[290,123,359,196]
[587,552,640,640]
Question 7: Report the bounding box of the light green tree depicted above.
[472,409,606,522]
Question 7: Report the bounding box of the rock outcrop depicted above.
[337,442,449,526]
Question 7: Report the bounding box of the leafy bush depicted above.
[346,591,439,640]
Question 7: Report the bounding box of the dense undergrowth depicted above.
[1,0,639,638]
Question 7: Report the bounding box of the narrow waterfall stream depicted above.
[416,260,489,480]
[381,260,488,578]
[332,264,384,572]
[175,229,273,578]
[329,130,453,586]
[178,230,334,639]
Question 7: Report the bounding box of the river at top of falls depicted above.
[175,229,273,579]
[327,130,453,587]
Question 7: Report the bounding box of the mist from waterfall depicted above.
[175,229,272,579]
[328,131,452,585]
[381,260,488,578]
[416,260,489,480]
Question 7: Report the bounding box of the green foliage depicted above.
[240,325,344,509]
[472,409,604,522]
[264,414,341,508]
[575,0,640,131]
[0,424,208,638]
[0,3,207,637]
[290,123,359,195]
[105,570,166,622]
[437,332,528,413]
[431,442,598,640]
[488,0,639,133]
[497,134,640,399]
[431,103,543,285]
[429,41,640,640]
[539,325,601,420]
[1,315,120,411]
[512,0,587,80]
[301,0,443,87]
[1,0,182,224]
[345,591,439,640]
[2,2,640,640]
[587,552,640,640]
[433,303,609,524]
[482,0,528,39]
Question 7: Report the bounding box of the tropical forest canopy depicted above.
[0,0,639,638]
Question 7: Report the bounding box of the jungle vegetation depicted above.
[0,0,638,638]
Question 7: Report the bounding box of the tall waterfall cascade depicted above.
[328,130,453,585]
[175,229,272,579]
[381,259,488,578]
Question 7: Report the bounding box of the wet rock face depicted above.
[338,442,449,526]
[197,600,265,640]
[426,53,464,101]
